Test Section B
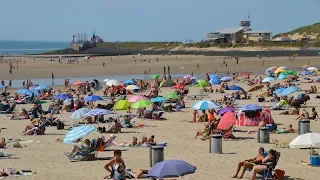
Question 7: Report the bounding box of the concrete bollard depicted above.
[149,146,164,167]
[299,120,310,135]
[258,127,270,143]
[210,134,222,154]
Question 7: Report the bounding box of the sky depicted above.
[1,0,319,42]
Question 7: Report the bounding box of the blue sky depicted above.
[1,0,319,42]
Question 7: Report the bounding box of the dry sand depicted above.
[0,55,320,180]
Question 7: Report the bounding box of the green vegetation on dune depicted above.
[273,22,320,38]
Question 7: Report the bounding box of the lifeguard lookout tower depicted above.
[239,20,251,32]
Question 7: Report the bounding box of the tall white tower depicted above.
[239,20,251,32]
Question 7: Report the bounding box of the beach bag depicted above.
[57,121,64,130]
[274,169,285,179]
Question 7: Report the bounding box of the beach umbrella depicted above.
[0,84,5,89]
[220,76,232,82]
[63,125,96,144]
[17,89,40,96]
[71,108,90,120]
[241,104,262,111]
[131,100,152,109]
[160,80,174,87]
[209,77,221,85]
[86,95,103,101]
[275,87,286,94]
[146,160,196,178]
[115,100,130,110]
[265,67,277,74]
[103,79,109,82]
[128,95,149,103]
[173,84,185,89]
[283,70,297,76]
[183,75,192,79]
[248,84,264,92]
[64,99,71,104]
[229,85,244,91]
[262,76,276,83]
[278,73,288,80]
[190,76,197,80]
[152,74,160,79]
[54,94,71,100]
[307,67,318,72]
[302,65,309,69]
[151,96,166,103]
[300,71,311,76]
[217,112,236,129]
[196,80,209,87]
[217,107,236,115]
[164,93,180,99]
[281,86,301,96]
[126,85,140,91]
[278,66,287,70]
[123,79,136,85]
[34,100,47,104]
[275,68,286,74]
[73,81,84,86]
[83,108,115,117]
[289,133,320,148]
[34,85,49,90]
[192,100,222,110]
[106,80,121,86]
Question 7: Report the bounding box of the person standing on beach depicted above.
[8,80,12,88]
[52,73,54,86]
[1,80,4,86]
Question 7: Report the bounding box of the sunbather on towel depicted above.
[277,124,295,134]
[232,147,265,179]
[0,168,21,177]
[126,169,148,179]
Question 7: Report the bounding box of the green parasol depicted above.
[115,100,130,110]
[164,93,180,99]
[196,80,210,87]
[131,100,152,109]
[152,74,160,79]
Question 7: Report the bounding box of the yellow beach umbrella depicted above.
[275,68,286,74]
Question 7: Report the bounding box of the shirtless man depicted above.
[232,147,265,179]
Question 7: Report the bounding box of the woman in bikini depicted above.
[310,107,319,120]
[104,150,126,180]
[251,149,277,180]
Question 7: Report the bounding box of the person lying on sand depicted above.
[279,107,299,115]
[0,168,21,177]
[277,124,296,134]
[232,147,265,179]
[105,120,122,133]
[126,169,149,179]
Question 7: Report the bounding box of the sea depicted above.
[0,40,70,55]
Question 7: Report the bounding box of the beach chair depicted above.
[0,103,16,114]
[259,152,281,180]
[152,111,164,120]
[103,136,117,151]
[26,118,51,135]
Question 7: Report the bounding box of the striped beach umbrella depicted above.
[83,108,115,117]
[63,125,96,144]
[192,100,222,110]
[71,108,90,120]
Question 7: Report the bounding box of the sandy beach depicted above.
[1,55,320,180]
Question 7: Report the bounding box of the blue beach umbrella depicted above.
[54,94,71,100]
[275,87,286,94]
[220,76,232,82]
[192,100,222,110]
[229,85,244,91]
[71,108,91,121]
[86,95,103,101]
[34,85,49,91]
[152,96,166,103]
[83,108,115,117]
[241,104,262,111]
[278,73,288,80]
[63,125,96,144]
[0,84,6,89]
[123,79,136,85]
[209,77,221,85]
[281,86,301,96]
[17,89,40,96]
[262,77,276,83]
[147,160,196,178]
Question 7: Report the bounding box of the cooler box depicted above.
[310,156,320,166]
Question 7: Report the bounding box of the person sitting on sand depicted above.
[197,110,208,122]
[65,139,91,158]
[251,149,277,180]
[10,108,29,119]
[148,135,155,144]
[138,137,148,146]
[310,107,319,120]
[22,116,45,135]
[232,147,265,179]
[201,124,234,140]
[0,138,6,148]
[279,107,299,115]
[195,122,213,139]
[296,109,309,121]
[104,150,126,180]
